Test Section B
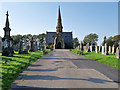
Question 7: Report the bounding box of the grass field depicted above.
[71,49,120,70]
[1,49,50,90]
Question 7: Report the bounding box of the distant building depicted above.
[46,6,73,49]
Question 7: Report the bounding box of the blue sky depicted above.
[0,2,118,45]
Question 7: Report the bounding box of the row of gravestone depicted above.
[0,36,45,56]
[76,41,120,59]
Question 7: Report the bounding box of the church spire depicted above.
[56,6,63,33]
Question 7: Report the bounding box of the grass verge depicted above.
[2,49,50,90]
[71,49,120,70]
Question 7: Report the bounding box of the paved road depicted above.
[11,49,119,89]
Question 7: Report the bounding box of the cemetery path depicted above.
[11,49,119,89]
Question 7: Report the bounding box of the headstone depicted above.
[85,43,90,52]
[80,41,83,51]
[0,37,2,53]
[115,41,120,59]
[104,43,109,55]
[102,46,105,55]
[34,41,38,51]
[115,47,120,59]
[29,37,35,52]
[109,46,112,53]
[13,45,17,51]
[95,46,99,53]
[99,46,102,52]
[112,45,115,54]
[19,39,23,54]
[22,39,28,54]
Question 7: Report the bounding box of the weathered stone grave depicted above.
[104,43,109,55]
[112,45,115,54]
[109,46,112,53]
[95,46,99,53]
[102,46,105,55]
[29,37,35,52]
[115,41,120,59]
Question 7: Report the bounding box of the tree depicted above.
[105,36,114,46]
[83,33,98,46]
[73,37,79,48]
[11,34,22,45]
[113,34,120,47]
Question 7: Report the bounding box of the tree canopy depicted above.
[83,33,98,46]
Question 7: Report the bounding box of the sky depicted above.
[0,2,118,45]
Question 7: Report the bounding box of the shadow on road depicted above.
[22,75,115,84]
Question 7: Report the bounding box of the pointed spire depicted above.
[56,6,63,33]
[5,11,10,28]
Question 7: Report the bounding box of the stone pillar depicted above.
[104,43,109,55]
[112,45,115,54]
[102,46,105,55]
[109,46,112,53]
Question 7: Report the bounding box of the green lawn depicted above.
[1,49,50,90]
[71,49,120,70]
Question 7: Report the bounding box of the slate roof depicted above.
[46,32,73,44]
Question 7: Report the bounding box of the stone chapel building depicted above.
[46,6,73,49]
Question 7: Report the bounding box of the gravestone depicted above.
[13,45,17,51]
[29,37,35,52]
[85,43,90,52]
[34,41,38,51]
[115,41,120,59]
[90,45,92,52]
[98,46,102,52]
[90,44,95,52]
[104,43,109,55]
[102,46,105,55]
[80,41,83,51]
[22,39,28,54]
[0,37,2,53]
[2,11,13,56]
[95,46,99,53]
[19,39,24,54]
[112,45,115,54]
[109,46,112,53]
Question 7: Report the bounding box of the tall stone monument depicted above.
[2,11,13,56]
